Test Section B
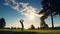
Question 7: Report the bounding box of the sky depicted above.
[0,0,60,29]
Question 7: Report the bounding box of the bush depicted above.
[30,24,35,30]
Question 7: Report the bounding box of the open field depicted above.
[0,29,60,34]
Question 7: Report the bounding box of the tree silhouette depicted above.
[40,16,48,28]
[20,19,24,30]
[31,24,35,30]
[38,0,60,29]
[0,18,6,28]
[37,27,40,29]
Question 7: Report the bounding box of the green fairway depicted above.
[0,29,60,34]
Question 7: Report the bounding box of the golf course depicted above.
[0,29,60,34]
[0,0,60,34]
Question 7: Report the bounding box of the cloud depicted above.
[4,0,43,17]
[4,0,43,29]
[4,0,21,12]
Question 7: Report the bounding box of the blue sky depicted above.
[0,0,60,29]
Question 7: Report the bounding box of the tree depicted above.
[40,16,48,28]
[37,27,40,29]
[20,19,24,30]
[30,24,35,30]
[38,0,60,29]
[0,18,6,28]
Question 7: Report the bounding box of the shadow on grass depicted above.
[0,31,39,34]
[0,31,60,34]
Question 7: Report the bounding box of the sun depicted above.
[29,15,35,20]
[30,15,34,19]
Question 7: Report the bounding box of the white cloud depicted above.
[4,0,43,17]
[4,0,43,29]
[4,0,60,29]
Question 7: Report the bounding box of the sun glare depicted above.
[30,15,34,19]
[29,15,35,20]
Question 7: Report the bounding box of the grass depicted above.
[0,29,60,34]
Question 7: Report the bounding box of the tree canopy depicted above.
[38,0,60,28]
[0,18,6,28]
[38,0,60,17]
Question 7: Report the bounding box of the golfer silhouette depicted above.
[20,19,24,30]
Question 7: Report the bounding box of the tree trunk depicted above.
[51,11,54,29]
